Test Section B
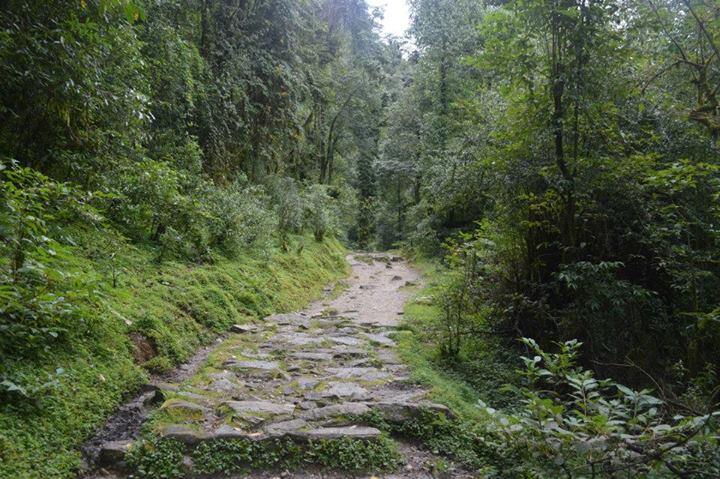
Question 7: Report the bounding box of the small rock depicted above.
[230,324,258,334]
[98,440,132,468]
[391,275,403,281]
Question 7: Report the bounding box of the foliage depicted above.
[483,339,720,478]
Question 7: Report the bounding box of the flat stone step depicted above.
[326,367,391,381]
[293,426,381,440]
[221,400,296,416]
[290,352,333,361]
[301,402,371,420]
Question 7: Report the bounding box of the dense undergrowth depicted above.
[0,222,347,479]
[397,257,720,478]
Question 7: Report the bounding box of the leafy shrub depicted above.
[484,339,720,478]
[204,177,275,254]
[0,162,99,357]
[303,184,336,242]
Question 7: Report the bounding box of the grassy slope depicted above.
[0,233,348,479]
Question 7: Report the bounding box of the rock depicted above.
[222,400,296,416]
[269,313,310,329]
[277,333,325,346]
[208,378,238,393]
[363,333,396,347]
[301,402,370,420]
[293,426,381,440]
[290,352,333,361]
[225,359,279,370]
[326,367,391,381]
[332,347,367,359]
[330,336,364,347]
[264,419,308,437]
[391,275,403,281]
[299,401,316,410]
[296,377,320,390]
[97,440,133,468]
[158,425,208,445]
[230,324,258,334]
[224,360,283,378]
[321,382,370,400]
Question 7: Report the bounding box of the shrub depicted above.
[484,339,720,478]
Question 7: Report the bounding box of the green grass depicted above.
[0,232,348,479]
[397,258,519,419]
[389,256,526,473]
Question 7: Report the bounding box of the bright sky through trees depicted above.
[368,0,410,38]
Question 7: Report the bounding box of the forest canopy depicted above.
[1,0,720,477]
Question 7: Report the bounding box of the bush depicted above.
[485,339,720,478]
[0,162,99,358]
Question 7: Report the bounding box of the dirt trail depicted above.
[84,253,470,479]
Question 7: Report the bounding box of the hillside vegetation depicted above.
[2,0,720,477]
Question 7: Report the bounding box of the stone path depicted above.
[93,254,472,478]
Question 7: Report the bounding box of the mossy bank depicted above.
[0,234,348,479]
